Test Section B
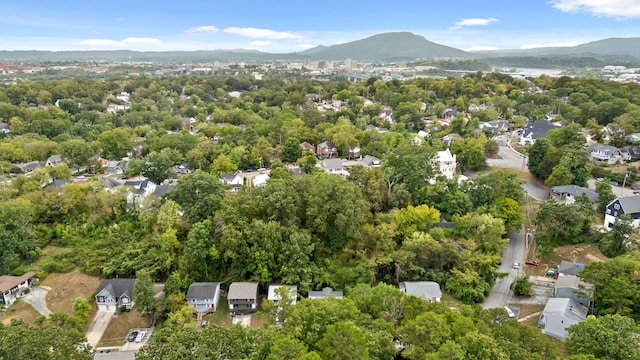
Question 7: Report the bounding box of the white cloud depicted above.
[185,25,219,33]
[73,37,161,47]
[250,40,272,46]
[224,27,301,39]
[452,17,498,30]
[551,0,640,18]
[520,41,582,49]
[464,45,499,52]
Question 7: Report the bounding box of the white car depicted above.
[135,330,146,343]
[512,262,520,269]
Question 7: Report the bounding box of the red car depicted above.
[525,260,540,266]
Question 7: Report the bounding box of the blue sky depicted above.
[3,0,640,52]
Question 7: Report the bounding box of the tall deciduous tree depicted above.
[166,170,227,223]
[565,314,640,359]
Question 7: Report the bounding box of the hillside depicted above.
[300,32,471,61]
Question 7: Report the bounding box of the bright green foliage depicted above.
[281,137,301,162]
[599,215,632,257]
[393,204,440,238]
[511,276,532,296]
[166,170,227,223]
[565,314,640,359]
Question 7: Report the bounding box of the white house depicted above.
[219,171,244,192]
[0,272,36,306]
[436,149,457,179]
[252,173,270,188]
[186,282,221,313]
[399,281,442,302]
[320,158,348,176]
[267,285,298,305]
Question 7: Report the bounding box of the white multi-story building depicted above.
[436,149,457,179]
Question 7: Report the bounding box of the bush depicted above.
[40,254,76,273]
[511,276,532,296]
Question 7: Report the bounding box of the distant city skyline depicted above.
[3,0,640,53]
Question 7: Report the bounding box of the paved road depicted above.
[482,229,525,309]
[487,144,550,201]
[94,350,137,360]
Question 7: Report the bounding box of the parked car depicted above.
[546,267,556,276]
[127,331,139,342]
[135,331,146,343]
[525,260,540,266]
[611,180,619,186]
[632,185,638,190]
[504,306,516,318]
[634,191,640,195]
[512,262,521,269]
[596,177,603,182]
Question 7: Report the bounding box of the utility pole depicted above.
[621,171,630,196]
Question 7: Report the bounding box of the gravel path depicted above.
[21,287,52,316]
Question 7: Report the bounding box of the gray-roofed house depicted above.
[555,274,593,307]
[45,155,63,167]
[17,161,45,174]
[550,185,599,205]
[95,278,137,312]
[587,144,628,164]
[558,261,585,277]
[308,287,343,299]
[219,171,244,192]
[186,282,221,313]
[0,272,36,306]
[538,298,587,339]
[320,158,346,176]
[267,285,298,305]
[227,282,259,315]
[399,281,442,302]
[519,120,563,145]
[604,196,640,229]
[360,155,381,168]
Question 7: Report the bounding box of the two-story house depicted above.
[436,149,457,179]
[95,278,137,312]
[587,144,628,165]
[227,282,259,316]
[604,196,640,229]
[317,141,338,158]
[186,282,221,313]
[219,171,244,192]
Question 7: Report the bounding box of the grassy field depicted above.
[203,296,232,327]
[1,300,41,325]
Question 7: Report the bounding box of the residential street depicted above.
[482,229,525,309]
[487,144,550,200]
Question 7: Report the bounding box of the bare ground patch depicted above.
[43,269,101,315]
[1,300,41,325]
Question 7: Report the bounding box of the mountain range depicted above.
[2,32,640,65]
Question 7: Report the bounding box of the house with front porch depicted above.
[0,272,36,306]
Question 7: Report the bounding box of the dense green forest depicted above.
[3,71,640,358]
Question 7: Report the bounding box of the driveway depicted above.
[86,310,113,348]
[232,314,252,326]
[21,287,52,316]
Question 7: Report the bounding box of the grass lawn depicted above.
[525,242,606,278]
[203,295,232,327]
[1,299,41,325]
[97,309,151,348]
[441,291,460,308]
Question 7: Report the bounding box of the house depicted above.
[321,158,347,176]
[300,142,315,155]
[557,261,585,277]
[398,281,442,302]
[317,141,338,158]
[360,155,381,168]
[45,155,63,167]
[348,145,361,159]
[469,103,489,111]
[379,106,394,124]
[104,160,128,175]
[267,285,298,305]
[441,106,458,122]
[538,298,587,339]
[219,171,244,192]
[252,173,270,188]
[550,185,599,205]
[441,133,463,147]
[555,274,593,307]
[604,196,640,229]
[95,278,137,312]
[17,161,45,174]
[0,272,36,306]
[620,146,640,161]
[186,282,221,313]
[586,144,628,164]
[227,282,259,315]
[0,122,11,133]
[519,120,563,145]
[308,287,343,299]
[436,149,457,179]
[417,130,429,139]
[479,120,509,135]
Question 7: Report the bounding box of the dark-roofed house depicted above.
[538,298,587,339]
[227,282,259,315]
[558,260,585,277]
[95,278,137,312]
[604,196,640,229]
[186,282,221,313]
[317,141,338,158]
[0,272,36,306]
[45,155,63,167]
[555,274,593,307]
[308,287,343,299]
[399,281,442,302]
[550,185,599,205]
[519,120,563,145]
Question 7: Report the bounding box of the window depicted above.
[97,296,105,302]
[122,297,129,304]
[615,204,620,210]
